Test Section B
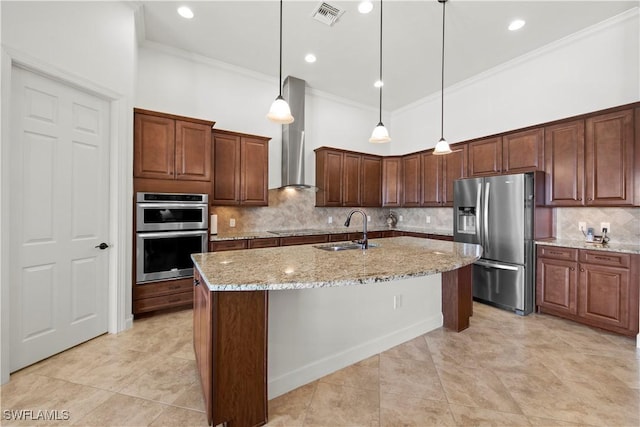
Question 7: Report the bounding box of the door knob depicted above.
[95,242,109,250]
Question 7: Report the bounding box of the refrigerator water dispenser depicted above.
[457,207,476,234]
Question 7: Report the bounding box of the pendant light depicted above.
[267,0,294,124]
[369,0,390,143]
[433,0,452,155]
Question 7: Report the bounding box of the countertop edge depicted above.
[535,239,640,255]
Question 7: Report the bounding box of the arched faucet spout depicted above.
[344,209,368,249]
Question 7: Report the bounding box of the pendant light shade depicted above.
[267,0,294,124]
[433,0,451,155]
[267,95,294,124]
[369,0,390,143]
[370,122,391,143]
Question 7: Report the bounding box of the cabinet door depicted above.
[175,121,212,181]
[241,137,269,206]
[536,257,578,315]
[578,263,630,330]
[585,109,634,206]
[361,155,382,207]
[343,153,362,206]
[442,146,468,206]
[402,154,421,206]
[503,128,544,173]
[134,113,175,179]
[544,120,585,206]
[382,157,402,207]
[420,151,442,206]
[315,150,343,207]
[468,137,502,177]
[211,133,241,205]
[193,271,213,425]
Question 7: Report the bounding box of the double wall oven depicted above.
[136,192,208,283]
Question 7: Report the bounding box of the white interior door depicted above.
[9,66,110,372]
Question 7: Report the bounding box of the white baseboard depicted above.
[267,313,443,399]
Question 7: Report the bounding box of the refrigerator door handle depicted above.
[484,182,490,255]
[475,259,520,271]
[476,182,482,245]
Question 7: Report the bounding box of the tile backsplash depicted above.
[211,188,453,234]
[211,188,638,245]
[555,207,639,244]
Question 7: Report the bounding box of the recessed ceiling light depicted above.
[374,80,384,88]
[508,19,525,31]
[177,6,194,19]
[305,53,317,63]
[358,1,373,14]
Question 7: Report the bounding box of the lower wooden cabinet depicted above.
[536,245,639,336]
[193,268,268,427]
[133,277,193,314]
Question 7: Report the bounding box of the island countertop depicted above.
[191,236,482,291]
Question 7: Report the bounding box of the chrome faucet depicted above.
[344,209,368,249]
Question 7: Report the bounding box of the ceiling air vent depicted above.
[311,2,345,26]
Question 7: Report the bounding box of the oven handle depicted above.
[137,230,208,238]
[137,203,208,209]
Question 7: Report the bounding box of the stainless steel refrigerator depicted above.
[453,172,538,315]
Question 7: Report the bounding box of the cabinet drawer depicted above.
[537,246,578,261]
[402,231,429,238]
[248,237,280,249]
[427,234,454,241]
[210,239,248,252]
[328,233,350,242]
[280,235,328,246]
[579,250,630,268]
[134,278,193,299]
[133,291,193,313]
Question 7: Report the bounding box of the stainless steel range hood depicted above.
[280,76,311,188]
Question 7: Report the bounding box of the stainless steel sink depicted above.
[313,242,380,251]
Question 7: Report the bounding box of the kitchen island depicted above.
[191,236,481,427]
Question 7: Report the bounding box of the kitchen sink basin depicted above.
[313,242,380,251]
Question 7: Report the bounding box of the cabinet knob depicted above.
[570,267,575,271]
[580,268,585,272]
[577,197,582,201]
[588,198,593,201]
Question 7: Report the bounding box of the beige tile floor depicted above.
[2,303,638,426]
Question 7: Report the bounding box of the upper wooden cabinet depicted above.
[503,128,545,173]
[134,109,213,182]
[421,145,467,207]
[361,155,382,207]
[468,129,544,177]
[315,147,382,207]
[544,119,585,206]
[545,108,635,207]
[468,136,502,177]
[402,153,421,207]
[585,109,634,206]
[211,130,270,206]
[382,157,402,207]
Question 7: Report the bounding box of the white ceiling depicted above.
[139,1,638,111]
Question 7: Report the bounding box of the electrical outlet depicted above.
[578,221,586,232]
[393,295,403,310]
[230,218,236,227]
[600,222,610,233]
[399,215,403,222]
[367,215,371,222]
[426,215,431,224]
[328,216,333,224]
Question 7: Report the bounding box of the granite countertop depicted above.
[535,239,640,255]
[192,236,481,291]
[209,226,453,241]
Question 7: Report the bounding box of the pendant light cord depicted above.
[440,0,446,140]
[378,0,383,124]
[279,0,283,97]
